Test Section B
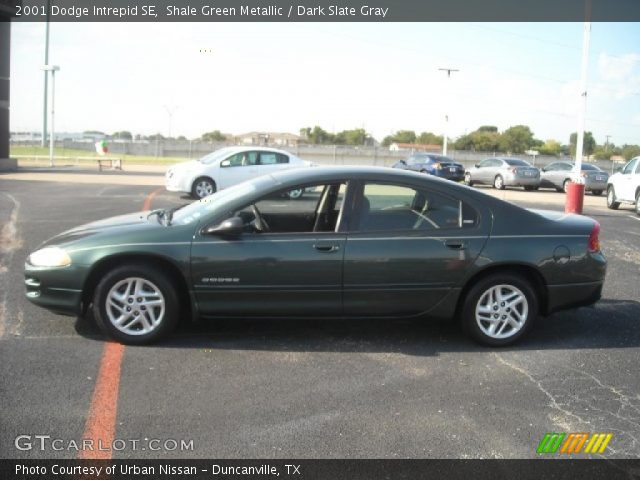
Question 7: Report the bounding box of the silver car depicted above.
[539,161,608,195]
[464,157,541,190]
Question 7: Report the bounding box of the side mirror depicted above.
[204,216,244,236]
[220,159,231,168]
[474,163,480,168]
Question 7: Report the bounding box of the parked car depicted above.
[607,156,640,215]
[25,166,605,347]
[165,146,312,199]
[392,153,465,182]
[539,161,608,195]
[464,157,541,190]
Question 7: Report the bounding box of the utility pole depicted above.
[438,68,459,156]
[164,105,178,139]
[605,135,611,150]
[41,0,50,147]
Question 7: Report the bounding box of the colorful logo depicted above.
[537,432,613,454]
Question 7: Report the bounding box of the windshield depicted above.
[170,176,277,225]
[581,164,601,171]
[504,159,530,166]
[199,147,238,165]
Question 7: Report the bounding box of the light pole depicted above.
[438,68,459,156]
[43,65,60,167]
[42,0,50,147]
[164,105,178,139]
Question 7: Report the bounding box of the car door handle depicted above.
[445,239,466,250]
[314,244,340,253]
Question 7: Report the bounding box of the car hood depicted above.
[40,211,164,249]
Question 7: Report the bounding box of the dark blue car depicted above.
[392,153,465,182]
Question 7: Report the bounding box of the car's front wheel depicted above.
[494,175,505,190]
[92,264,179,344]
[607,185,620,210]
[191,177,216,199]
[635,190,640,216]
[462,273,538,346]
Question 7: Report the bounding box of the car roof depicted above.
[209,145,294,155]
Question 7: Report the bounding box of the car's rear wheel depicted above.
[592,190,602,196]
[93,264,179,345]
[563,179,571,193]
[607,186,620,210]
[191,177,216,199]
[464,173,473,186]
[494,175,505,190]
[462,273,538,346]
[635,190,640,216]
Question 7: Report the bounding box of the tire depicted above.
[461,273,538,347]
[191,177,216,199]
[92,264,179,345]
[464,173,473,186]
[606,185,620,210]
[635,190,640,216]
[494,175,505,190]
[591,190,602,196]
[555,187,564,193]
[563,179,571,193]
[287,188,304,200]
[523,186,534,191]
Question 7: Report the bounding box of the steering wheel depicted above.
[251,204,270,232]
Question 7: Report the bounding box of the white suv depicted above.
[607,156,640,215]
[166,146,312,199]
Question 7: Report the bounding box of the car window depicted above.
[228,182,347,234]
[504,159,530,166]
[492,159,504,167]
[479,159,493,168]
[224,151,258,167]
[355,183,477,232]
[623,158,638,175]
[581,164,600,171]
[544,163,558,171]
[635,159,640,174]
[259,152,289,165]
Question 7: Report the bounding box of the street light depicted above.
[438,68,459,156]
[43,64,60,167]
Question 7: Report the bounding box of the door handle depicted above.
[445,239,466,250]
[314,244,340,253]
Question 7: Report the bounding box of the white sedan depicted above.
[166,146,313,199]
[607,156,640,215]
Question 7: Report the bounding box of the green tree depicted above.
[538,139,562,156]
[569,132,597,157]
[416,131,443,145]
[621,144,640,160]
[477,125,498,133]
[470,131,500,151]
[201,130,227,142]
[112,131,132,140]
[335,128,367,145]
[499,125,535,154]
[382,130,417,146]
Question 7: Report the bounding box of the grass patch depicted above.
[10,146,190,165]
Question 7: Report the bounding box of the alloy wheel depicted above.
[475,284,528,340]
[105,277,166,336]
[195,179,214,198]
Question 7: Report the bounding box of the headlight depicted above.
[28,247,72,267]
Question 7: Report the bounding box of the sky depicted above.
[9,22,640,146]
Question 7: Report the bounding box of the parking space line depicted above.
[627,215,640,222]
[79,186,161,459]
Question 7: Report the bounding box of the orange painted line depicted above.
[142,187,164,211]
[79,342,125,459]
[79,188,160,460]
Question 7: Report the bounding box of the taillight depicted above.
[588,222,601,253]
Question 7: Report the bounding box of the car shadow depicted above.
[73,298,640,354]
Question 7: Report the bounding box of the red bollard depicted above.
[565,182,585,214]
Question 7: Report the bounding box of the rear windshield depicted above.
[504,159,530,166]
[581,164,601,171]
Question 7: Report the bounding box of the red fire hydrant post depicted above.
[565,181,585,214]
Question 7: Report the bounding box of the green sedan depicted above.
[24,166,606,346]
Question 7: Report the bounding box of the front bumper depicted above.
[24,264,86,316]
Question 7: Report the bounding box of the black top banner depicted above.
[9,0,640,22]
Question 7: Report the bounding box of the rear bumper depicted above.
[546,281,603,315]
[584,179,607,191]
[433,170,465,182]
[505,176,541,187]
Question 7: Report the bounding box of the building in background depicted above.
[0,0,19,171]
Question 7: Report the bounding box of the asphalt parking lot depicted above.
[1,169,639,459]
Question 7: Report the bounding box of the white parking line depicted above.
[628,215,640,222]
